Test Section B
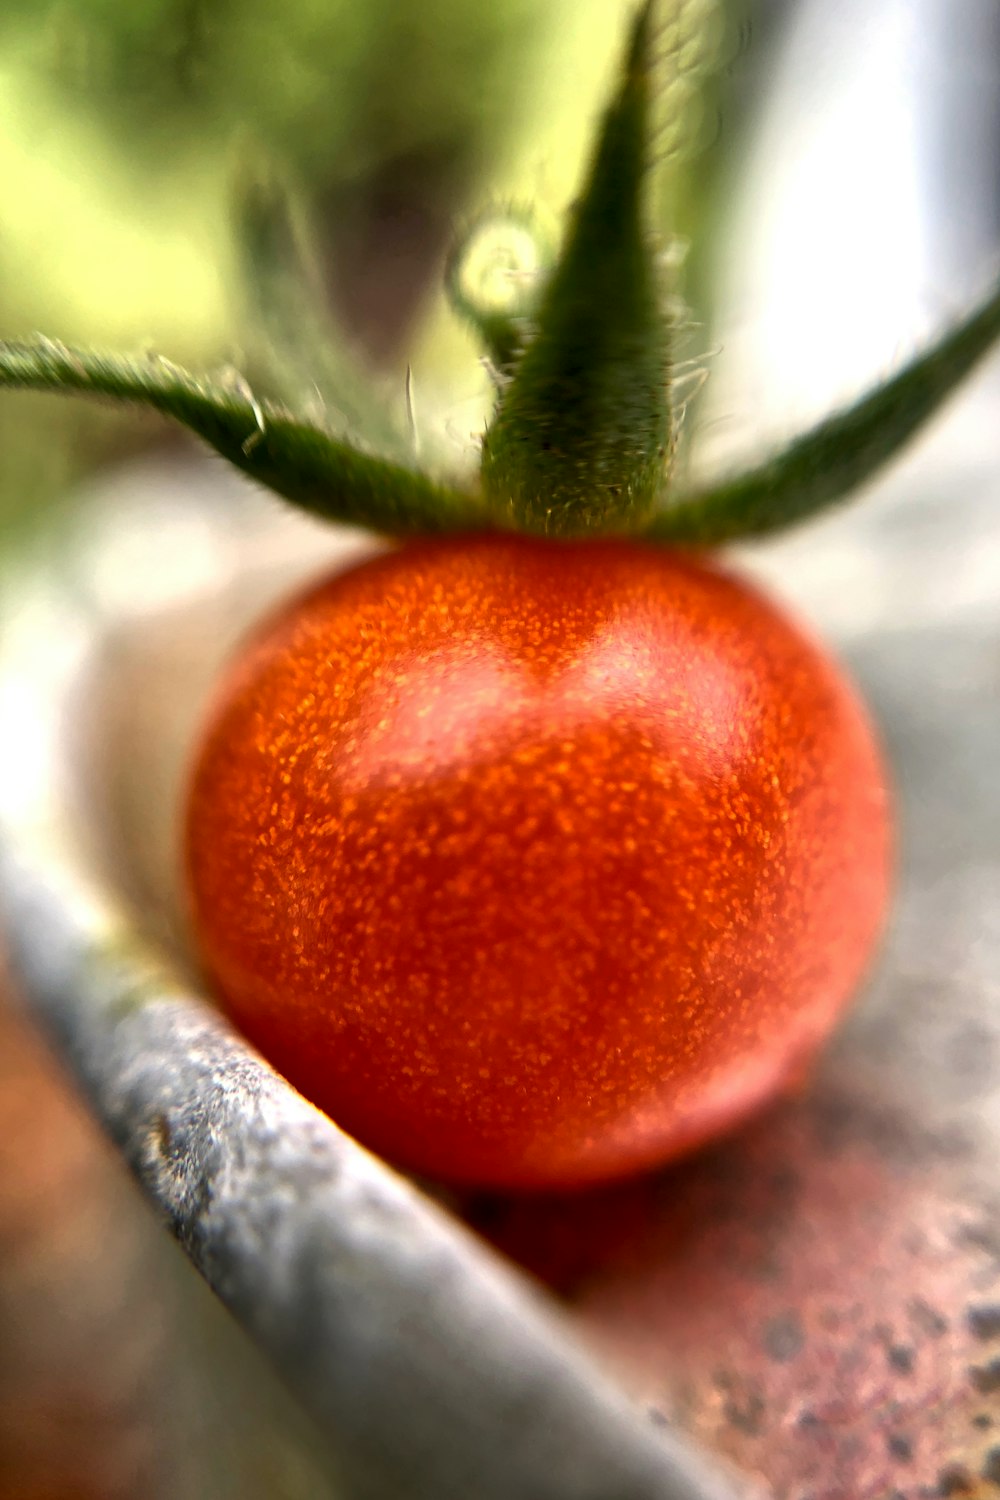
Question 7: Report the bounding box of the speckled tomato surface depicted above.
[183,534,891,1188]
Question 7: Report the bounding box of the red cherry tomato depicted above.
[184,535,890,1189]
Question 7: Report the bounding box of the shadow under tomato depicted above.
[459,1052,1000,1500]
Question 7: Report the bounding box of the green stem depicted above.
[646,274,1000,545]
[0,339,484,536]
[480,0,673,537]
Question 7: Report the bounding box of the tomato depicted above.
[184,534,890,1189]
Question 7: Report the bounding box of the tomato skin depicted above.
[184,535,890,1189]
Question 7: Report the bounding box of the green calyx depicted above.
[479,0,673,537]
[2,2,1000,549]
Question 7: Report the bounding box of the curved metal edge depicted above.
[0,517,749,1500]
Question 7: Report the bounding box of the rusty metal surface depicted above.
[0,974,168,1500]
[471,1049,1000,1497]
[0,970,347,1500]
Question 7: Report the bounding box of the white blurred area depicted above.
[695,0,1000,473]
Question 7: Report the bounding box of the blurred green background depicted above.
[0,0,737,543]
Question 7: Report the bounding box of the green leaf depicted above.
[233,163,413,460]
[0,339,483,535]
[645,274,1000,545]
[480,0,673,537]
